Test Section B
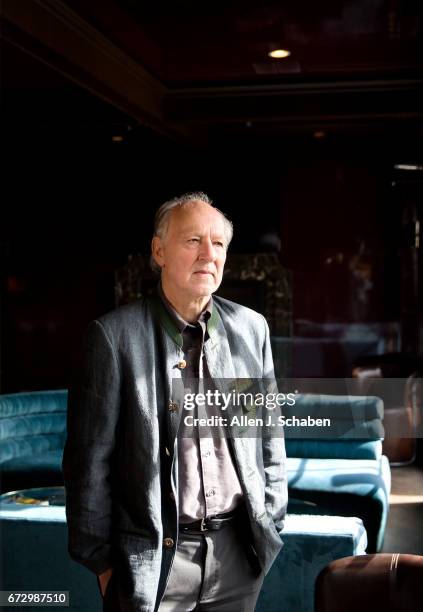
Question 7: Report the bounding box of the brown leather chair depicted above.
[315,553,423,612]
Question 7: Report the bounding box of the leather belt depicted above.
[179,507,240,533]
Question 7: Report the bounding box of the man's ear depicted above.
[151,236,165,268]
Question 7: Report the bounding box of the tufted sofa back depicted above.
[0,390,68,464]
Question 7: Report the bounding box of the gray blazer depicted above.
[62,291,287,612]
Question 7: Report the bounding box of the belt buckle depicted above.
[200,517,207,532]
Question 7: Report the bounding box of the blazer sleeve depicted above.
[261,315,288,534]
[62,319,121,575]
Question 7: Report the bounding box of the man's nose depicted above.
[198,238,217,261]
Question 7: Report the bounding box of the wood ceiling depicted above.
[1,0,422,142]
[64,0,423,84]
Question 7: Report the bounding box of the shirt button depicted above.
[206,489,215,497]
[168,401,178,412]
[203,451,211,457]
[178,360,187,369]
[163,537,174,548]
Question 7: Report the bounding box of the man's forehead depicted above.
[169,203,225,232]
[180,222,225,234]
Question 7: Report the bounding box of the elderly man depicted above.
[63,192,287,612]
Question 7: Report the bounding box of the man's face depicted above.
[152,200,228,300]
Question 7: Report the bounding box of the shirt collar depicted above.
[157,281,212,334]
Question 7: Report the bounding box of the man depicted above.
[63,192,287,612]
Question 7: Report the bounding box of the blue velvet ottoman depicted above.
[0,487,101,612]
[0,487,367,612]
[256,514,367,612]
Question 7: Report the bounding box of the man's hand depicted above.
[98,567,114,597]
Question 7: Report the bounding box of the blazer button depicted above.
[168,401,178,412]
[163,537,174,549]
[177,360,187,369]
[169,491,175,501]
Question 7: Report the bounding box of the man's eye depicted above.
[188,238,200,243]
[214,241,224,247]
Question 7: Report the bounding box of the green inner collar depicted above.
[149,291,219,348]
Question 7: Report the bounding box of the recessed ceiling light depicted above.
[112,136,124,143]
[268,49,291,59]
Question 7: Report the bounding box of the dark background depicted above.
[1,0,422,391]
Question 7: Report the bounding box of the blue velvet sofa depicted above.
[0,389,391,552]
[0,390,67,494]
[284,393,391,553]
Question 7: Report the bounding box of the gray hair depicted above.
[150,191,233,273]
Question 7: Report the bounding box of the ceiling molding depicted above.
[0,0,194,140]
[167,78,423,97]
[164,78,423,124]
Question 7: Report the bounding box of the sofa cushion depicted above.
[287,456,390,497]
[285,440,382,460]
[286,455,391,552]
[0,433,66,464]
[0,390,67,464]
[0,390,67,418]
[0,413,66,441]
[1,449,64,475]
[291,394,383,421]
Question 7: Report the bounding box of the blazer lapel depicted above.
[148,292,185,452]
